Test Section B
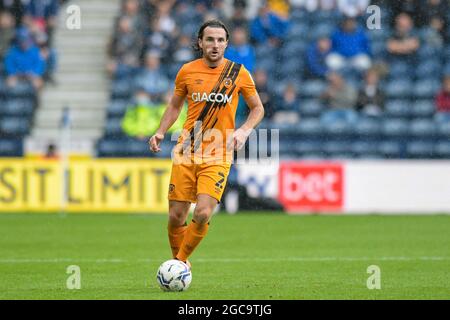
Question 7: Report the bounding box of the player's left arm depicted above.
[231,93,265,150]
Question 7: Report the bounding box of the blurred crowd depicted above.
[105,0,450,143]
[0,0,62,92]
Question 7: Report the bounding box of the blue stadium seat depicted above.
[323,119,354,138]
[384,100,411,118]
[127,139,151,157]
[107,99,130,117]
[411,100,435,118]
[378,140,403,158]
[436,121,450,139]
[435,141,450,158]
[297,118,323,137]
[298,99,323,117]
[0,117,30,136]
[381,119,409,138]
[104,118,124,137]
[300,80,327,98]
[408,119,436,138]
[434,112,450,123]
[323,140,352,155]
[293,140,324,155]
[97,139,126,157]
[351,141,379,157]
[384,79,413,98]
[0,139,23,156]
[111,79,133,99]
[254,58,276,73]
[418,45,442,60]
[1,98,35,116]
[388,61,410,78]
[354,117,381,139]
[406,141,434,158]
[415,60,442,79]
[5,81,35,98]
[278,58,303,77]
[413,79,440,99]
[309,23,334,40]
[281,41,307,59]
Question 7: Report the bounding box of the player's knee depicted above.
[193,206,212,224]
[168,210,186,226]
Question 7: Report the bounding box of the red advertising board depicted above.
[278,162,344,213]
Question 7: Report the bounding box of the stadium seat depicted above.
[385,100,412,118]
[415,60,442,80]
[434,112,450,123]
[0,139,23,156]
[411,100,435,118]
[378,140,404,158]
[408,119,436,138]
[381,119,409,138]
[351,141,379,157]
[298,99,323,117]
[297,118,323,138]
[323,140,352,155]
[436,121,450,139]
[406,141,434,158]
[300,80,327,98]
[435,141,450,158]
[293,140,324,155]
[384,79,413,98]
[127,139,151,157]
[388,61,411,78]
[281,41,307,59]
[0,117,30,136]
[111,80,133,99]
[354,117,381,139]
[104,118,124,137]
[97,139,126,157]
[1,98,35,116]
[413,80,440,99]
[5,81,35,98]
[107,99,130,117]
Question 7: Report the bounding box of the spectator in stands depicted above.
[4,27,45,90]
[389,0,422,27]
[422,16,446,49]
[253,68,274,119]
[356,67,385,116]
[306,36,331,79]
[35,31,56,83]
[172,33,194,65]
[250,2,290,47]
[107,16,143,78]
[337,0,369,18]
[422,0,447,30]
[122,89,186,139]
[145,17,173,64]
[273,83,300,124]
[386,13,420,60]
[326,17,372,72]
[0,0,25,25]
[321,72,358,110]
[119,0,146,34]
[224,0,249,30]
[435,75,450,113]
[225,27,256,72]
[0,11,15,60]
[43,143,58,159]
[154,1,176,36]
[23,0,59,39]
[134,50,170,101]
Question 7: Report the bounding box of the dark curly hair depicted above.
[193,19,230,55]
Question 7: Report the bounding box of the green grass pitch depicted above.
[0,212,449,300]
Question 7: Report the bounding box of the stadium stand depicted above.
[2,0,450,160]
[96,0,450,160]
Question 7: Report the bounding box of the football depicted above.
[156,259,192,292]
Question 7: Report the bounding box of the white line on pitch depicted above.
[0,257,448,264]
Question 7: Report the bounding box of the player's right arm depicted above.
[149,94,185,153]
[149,64,189,153]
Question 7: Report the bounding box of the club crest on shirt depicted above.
[223,77,233,89]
